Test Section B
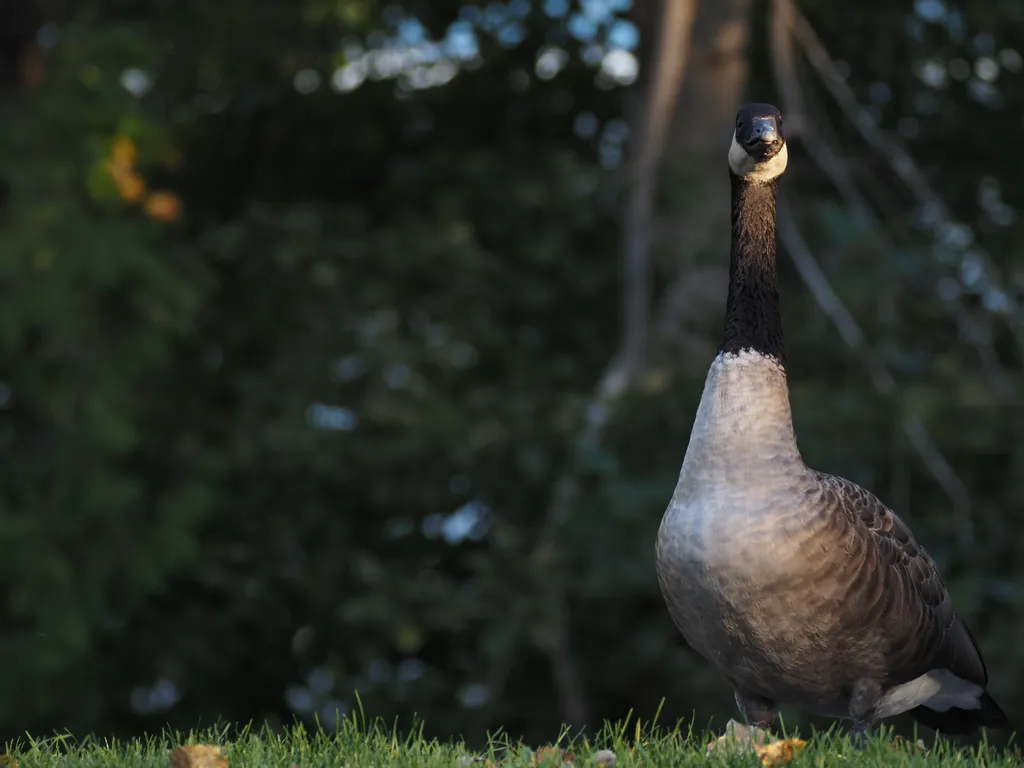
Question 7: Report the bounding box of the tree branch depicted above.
[769,0,804,137]
[620,0,700,384]
[524,0,701,729]
[785,3,1024,356]
[770,0,1013,399]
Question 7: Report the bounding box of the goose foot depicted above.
[734,688,778,734]
[849,720,869,749]
[848,678,881,750]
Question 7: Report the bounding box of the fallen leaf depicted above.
[889,736,929,755]
[533,746,574,765]
[706,719,773,755]
[754,738,807,767]
[706,721,806,766]
[168,744,227,768]
[0,755,19,767]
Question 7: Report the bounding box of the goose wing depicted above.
[814,472,987,688]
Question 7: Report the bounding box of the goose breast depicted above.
[656,477,909,716]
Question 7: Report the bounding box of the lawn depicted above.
[2,716,1017,767]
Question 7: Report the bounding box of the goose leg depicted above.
[848,678,882,749]
[734,688,778,731]
[849,720,870,749]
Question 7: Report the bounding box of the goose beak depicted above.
[749,117,778,145]
[745,116,782,159]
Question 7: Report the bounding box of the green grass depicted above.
[1,717,1018,767]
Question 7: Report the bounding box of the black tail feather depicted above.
[910,691,1008,734]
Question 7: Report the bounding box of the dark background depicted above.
[0,0,1021,748]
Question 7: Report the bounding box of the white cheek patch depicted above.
[728,135,756,176]
[728,135,789,183]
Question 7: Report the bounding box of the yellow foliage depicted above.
[114,170,147,203]
[103,135,146,202]
[100,134,184,219]
[110,136,137,169]
[143,191,183,222]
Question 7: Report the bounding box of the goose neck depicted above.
[720,176,785,363]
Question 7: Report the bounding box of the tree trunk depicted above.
[650,0,756,367]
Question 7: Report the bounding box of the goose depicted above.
[654,103,1007,743]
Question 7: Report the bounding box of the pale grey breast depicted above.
[655,351,888,714]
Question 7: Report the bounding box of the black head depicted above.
[728,103,788,182]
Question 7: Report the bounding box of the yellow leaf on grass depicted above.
[168,744,227,768]
[532,745,575,764]
[0,754,20,767]
[753,737,807,767]
[706,719,772,755]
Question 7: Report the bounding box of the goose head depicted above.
[728,103,788,183]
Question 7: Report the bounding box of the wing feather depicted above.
[814,472,986,687]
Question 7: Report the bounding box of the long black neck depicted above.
[719,174,785,363]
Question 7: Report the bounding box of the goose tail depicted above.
[910,690,1008,734]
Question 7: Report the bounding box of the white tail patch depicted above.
[876,669,983,718]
